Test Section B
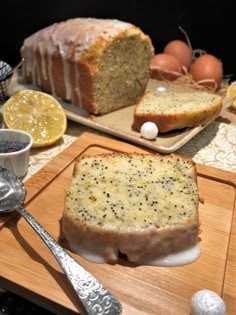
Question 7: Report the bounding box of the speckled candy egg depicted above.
[191,289,226,315]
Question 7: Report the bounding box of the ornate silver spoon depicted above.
[0,167,122,315]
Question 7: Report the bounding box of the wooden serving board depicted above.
[0,132,235,315]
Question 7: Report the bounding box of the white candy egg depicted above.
[156,86,167,92]
[140,122,158,140]
[191,290,226,315]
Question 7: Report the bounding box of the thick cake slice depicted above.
[62,152,200,265]
[133,88,223,133]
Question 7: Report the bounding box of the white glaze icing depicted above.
[21,18,131,105]
[139,242,200,266]
[68,241,201,266]
[58,42,71,101]
[74,62,82,106]
[38,43,47,81]
[47,46,55,96]
[69,243,107,264]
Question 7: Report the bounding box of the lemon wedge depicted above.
[3,90,67,148]
[226,81,236,110]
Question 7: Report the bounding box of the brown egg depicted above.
[163,40,192,70]
[150,53,182,81]
[190,54,223,88]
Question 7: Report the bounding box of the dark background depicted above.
[1,0,235,80]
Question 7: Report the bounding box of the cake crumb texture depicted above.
[134,89,223,133]
[62,152,200,264]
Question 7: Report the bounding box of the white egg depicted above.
[191,290,226,315]
[140,122,158,140]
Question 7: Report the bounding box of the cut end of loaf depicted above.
[92,32,154,114]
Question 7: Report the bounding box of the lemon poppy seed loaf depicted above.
[62,152,200,265]
[133,89,223,133]
[20,18,154,114]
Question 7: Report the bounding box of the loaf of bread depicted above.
[62,152,200,265]
[20,18,154,114]
[133,88,223,133]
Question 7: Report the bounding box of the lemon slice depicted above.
[3,90,67,148]
[226,81,236,110]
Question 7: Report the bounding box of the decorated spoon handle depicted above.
[17,206,122,315]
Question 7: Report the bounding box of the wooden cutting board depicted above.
[0,132,235,315]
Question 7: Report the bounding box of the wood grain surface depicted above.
[0,132,235,315]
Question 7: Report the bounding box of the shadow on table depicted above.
[1,215,84,315]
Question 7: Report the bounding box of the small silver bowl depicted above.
[0,129,33,178]
[0,60,13,105]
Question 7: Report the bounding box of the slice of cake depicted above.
[62,152,200,265]
[133,88,223,133]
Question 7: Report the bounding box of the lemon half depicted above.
[3,90,67,148]
[226,81,236,110]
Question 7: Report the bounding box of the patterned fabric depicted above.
[177,120,236,172]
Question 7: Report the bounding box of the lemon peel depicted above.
[3,90,67,147]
